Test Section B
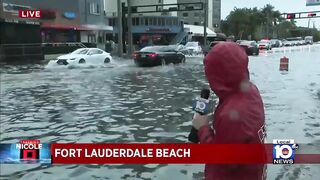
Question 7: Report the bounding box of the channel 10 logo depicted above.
[273,139,299,164]
[193,98,210,114]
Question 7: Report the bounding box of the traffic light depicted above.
[308,13,316,17]
[286,13,296,19]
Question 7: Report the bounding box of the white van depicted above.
[305,36,313,45]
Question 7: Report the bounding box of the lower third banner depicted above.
[51,144,320,164]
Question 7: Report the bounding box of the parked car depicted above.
[133,46,186,67]
[270,39,281,48]
[258,41,272,50]
[305,36,313,45]
[184,41,202,55]
[236,40,245,44]
[283,40,293,46]
[202,41,225,56]
[56,48,112,65]
[239,41,259,55]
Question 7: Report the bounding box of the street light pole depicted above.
[203,0,208,46]
[117,0,123,57]
[127,0,133,57]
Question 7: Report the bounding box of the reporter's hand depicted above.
[192,113,209,130]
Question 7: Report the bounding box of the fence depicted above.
[0,42,92,62]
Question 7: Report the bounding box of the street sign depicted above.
[306,0,320,6]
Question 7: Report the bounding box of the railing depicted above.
[41,42,88,54]
[0,43,44,62]
[41,42,87,48]
[0,42,88,62]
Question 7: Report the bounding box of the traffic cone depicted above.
[280,56,289,71]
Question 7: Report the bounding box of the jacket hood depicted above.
[204,42,250,99]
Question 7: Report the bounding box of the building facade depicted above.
[0,0,114,61]
[0,0,112,44]
[79,0,113,49]
[104,0,183,48]
[177,0,221,30]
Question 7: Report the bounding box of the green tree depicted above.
[218,4,320,41]
[261,4,283,38]
[221,7,264,40]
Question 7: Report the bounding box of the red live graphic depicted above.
[19,10,42,18]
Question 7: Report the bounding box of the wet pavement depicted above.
[0,46,320,179]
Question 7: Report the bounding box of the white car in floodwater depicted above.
[184,41,202,55]
[56,48,112,65]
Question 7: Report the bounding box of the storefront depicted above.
[110,16,184,50]
[184,24,217,44]
[40,24,80,43]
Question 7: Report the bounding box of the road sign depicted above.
[306,0,320,6]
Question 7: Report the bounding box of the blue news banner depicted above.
[0,144,51,164]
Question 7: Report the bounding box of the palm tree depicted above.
[261,4,282,38]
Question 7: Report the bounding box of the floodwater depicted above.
[0,45,320,179]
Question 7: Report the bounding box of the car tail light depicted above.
[147,53,158,59]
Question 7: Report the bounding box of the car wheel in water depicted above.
[181,56,186,63]
[161,58,166,66]
[79,59,86,64]
[104,58,110,63]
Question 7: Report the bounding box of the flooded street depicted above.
[1,46,320,179]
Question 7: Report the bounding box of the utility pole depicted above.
[84,0,88,24]
[127,0,133,57]
[117,0,123,57]
[203,0,208,46]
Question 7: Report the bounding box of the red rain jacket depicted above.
[199,42,266,180]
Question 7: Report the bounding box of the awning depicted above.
[184,24,216,37]
[82,24,113,31]
[41,23,113,31]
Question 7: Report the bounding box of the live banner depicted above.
[51,144,320,164]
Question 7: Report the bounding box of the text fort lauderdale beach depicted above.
[55,148,191,158]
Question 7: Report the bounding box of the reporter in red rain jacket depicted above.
[192,42,266,180]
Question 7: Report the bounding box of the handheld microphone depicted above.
[188,88,210,143]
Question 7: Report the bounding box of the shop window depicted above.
[88,34,96,43]
[90,2,100,15]
[132,18,136,26]
[152,18,156,25]
[160,18,165,26]
[145,18,148,26]
[108,19,115,26]
[174,19,178,25]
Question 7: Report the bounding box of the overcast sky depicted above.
[221,0,320,29]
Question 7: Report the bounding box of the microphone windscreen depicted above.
[200,88,210,99]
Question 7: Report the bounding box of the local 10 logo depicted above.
[192,98,210,115]
[273,139,299,164]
